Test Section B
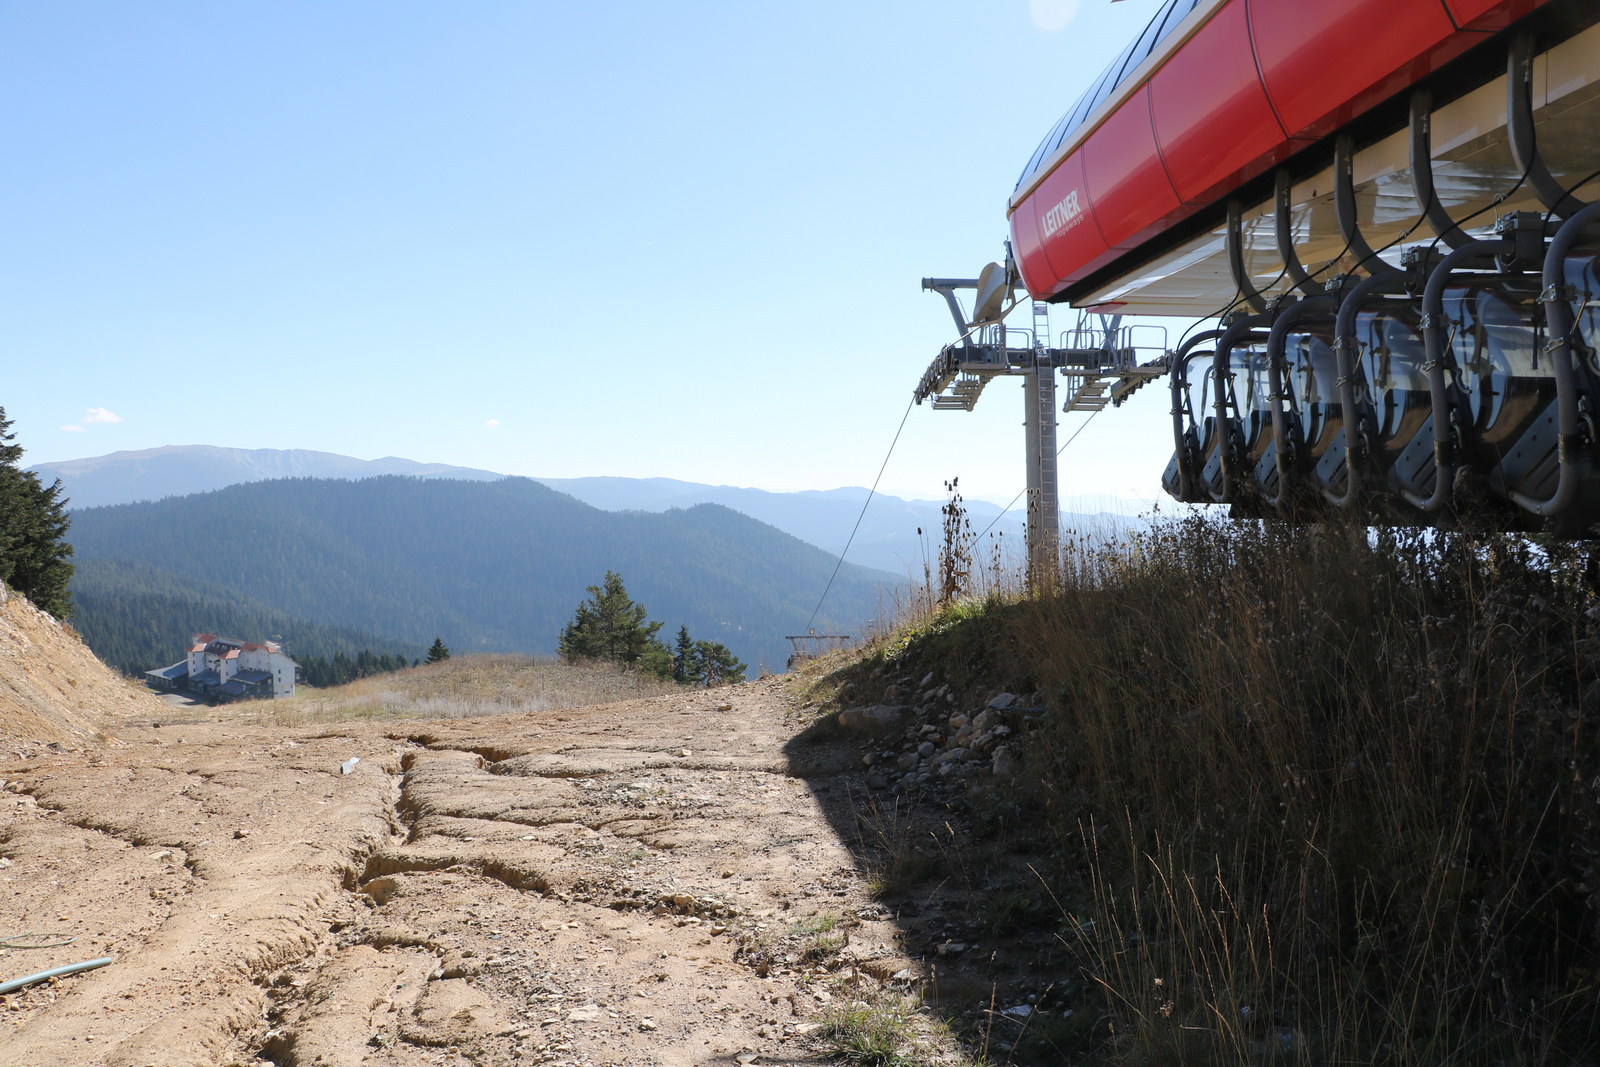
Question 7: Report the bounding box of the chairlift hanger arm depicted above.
[1227,200,1269,313]
[1508,31,1589,220]
[1334,134,1382,274]
[1409,89,1470,252]
[1276,170,1320,297]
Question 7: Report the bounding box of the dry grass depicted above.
[1021,518,1600,1064]
[851,796,946,900]
[818,991,948,1067]
[243,654,679,726]
[818,514,1600,1064]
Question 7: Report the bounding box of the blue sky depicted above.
[3,0,1185,509]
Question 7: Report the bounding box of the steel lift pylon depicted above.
[917,258,1167,581]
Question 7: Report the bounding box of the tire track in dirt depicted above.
[0,731,407,1065]
[1,680,955,1066]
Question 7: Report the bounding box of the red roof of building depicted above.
[190,632,273,653]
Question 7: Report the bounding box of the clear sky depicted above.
[2,0,1189,511]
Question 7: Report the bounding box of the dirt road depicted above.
[0,678,950,1067]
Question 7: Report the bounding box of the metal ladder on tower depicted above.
[1030,303,1060,580]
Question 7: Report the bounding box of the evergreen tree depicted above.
[692,640,746,688]
[0,408,74,619]
[298,646,413,688]
[671,625,698,684]
[637,640,672,679]
[558,571,668,674]
[426,637,451,663]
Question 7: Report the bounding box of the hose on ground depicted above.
[0,957,114,996]
[0,933,78,950]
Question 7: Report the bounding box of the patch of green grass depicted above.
[972,889,1049,936]
[865,850,942,901]
[791,912,850,962]
[818,995,922,1067]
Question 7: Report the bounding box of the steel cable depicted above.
[802,395,915,633]
[972,405,1105,543]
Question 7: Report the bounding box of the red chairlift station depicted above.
[918,0,1600,570]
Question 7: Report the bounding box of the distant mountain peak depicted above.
[29,444,503,509]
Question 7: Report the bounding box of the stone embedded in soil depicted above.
[362,873,410,904]
[837,704,909,734]
[408,978,510,1045]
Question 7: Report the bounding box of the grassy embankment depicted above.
[246,654,679,727]
[809,515,1600,1064]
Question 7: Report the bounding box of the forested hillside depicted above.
[33,445,1119,575]
[66,476,895,671]
[71,558,424,675]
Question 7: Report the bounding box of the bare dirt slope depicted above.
[0,679,955,1067]
[0,588,165,749]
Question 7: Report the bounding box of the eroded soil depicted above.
[0,679,964,1067]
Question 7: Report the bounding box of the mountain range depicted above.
[65,476,897,675]
[33,446,500,509]
[32,445,1144,575]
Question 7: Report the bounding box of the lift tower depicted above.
[917,260,1167,581]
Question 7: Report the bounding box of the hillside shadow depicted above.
[781,711,1088,1065]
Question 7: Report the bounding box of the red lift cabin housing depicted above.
[1010,0,1553,304]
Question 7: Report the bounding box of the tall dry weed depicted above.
[1015,517,1600,1062]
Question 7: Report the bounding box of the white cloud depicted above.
[59,425,84,432]
[1029,0,1079,32]
[83,407,122,424]
[484,418,500,429]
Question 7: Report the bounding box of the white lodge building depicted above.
[144,634,298,701]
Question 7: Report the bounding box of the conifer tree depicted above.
[426,636,451,664]
[671,625,698,684]
[692,639,746,688]
[558,571,668,675]
[636,640,672,679]
[0,408,74,619]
